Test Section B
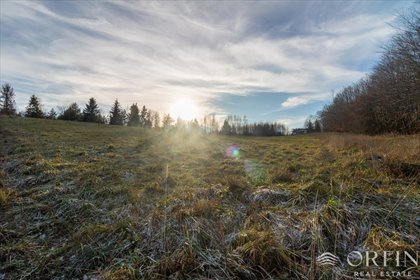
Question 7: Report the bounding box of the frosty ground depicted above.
[1,117,419,279]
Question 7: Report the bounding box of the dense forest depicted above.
[317,9,419,134]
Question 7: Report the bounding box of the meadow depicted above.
[0,116,419,279]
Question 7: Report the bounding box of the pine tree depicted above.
[308,120,314,132]
[83,97,101,122]
[25,95,44,118]
[109,99,125,125]
[139,105,148,127]
[127,103,140,126]
[59,103,81,121]
[47,108,57,120]
[305,119,314,132]
[0,83,16,115]
[145,109,152,128]
[221,119,232,135]
[152,111,160,128]
[162,114,173,128]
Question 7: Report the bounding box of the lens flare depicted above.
[226,145,240,158]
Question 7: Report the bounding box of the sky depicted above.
[0,0,416,128]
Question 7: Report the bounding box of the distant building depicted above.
[291,128,308,135]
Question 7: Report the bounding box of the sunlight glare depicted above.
[169,99,199,121]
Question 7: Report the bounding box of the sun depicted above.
[170,99,199,121]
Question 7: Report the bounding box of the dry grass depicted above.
[0,117,419,279]
[320,133,419,163]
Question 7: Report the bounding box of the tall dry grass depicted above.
[319,133,419,163]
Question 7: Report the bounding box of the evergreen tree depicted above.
[83,97,101,122]
[162,113,174,128]
[0,83,16,115]
[127,103,140,126]
[109,99,125,125]
[152,111,160,128]
[139,105,148,127]
[59,103,81,121]
[25,95,44,118]
[47,108,57,120]
[145,109,153,128]
[305,119,314,132]
[221,119,232,135]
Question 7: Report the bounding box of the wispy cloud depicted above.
[0,1,408,119]
[280,92,331,109]
[281,97,310,109]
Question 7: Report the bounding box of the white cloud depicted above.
[280,92,331,109]
[281,97,310,108]
[0,1,402,117]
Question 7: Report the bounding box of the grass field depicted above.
[1,116,419,279]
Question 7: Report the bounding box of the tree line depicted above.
[0,88,287,135]
[220,114,287,136]
[317,9,419,134]
[0,88,167,128]
[291,117,322,134]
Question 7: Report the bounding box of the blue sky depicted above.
[0,1,415,128]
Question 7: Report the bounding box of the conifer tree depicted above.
[221,119,232,135]
[0,83,16,115]
[152,111,160,128]
[47,108,57,120]
[139,105,148,127]
[109,99,125,125]
[305,119,314,132]
[59,103,81,121]
[83,97,101,122]
[145,109,153,128]
[162,113,174,128]
[25,95,44,118]
[127,103,140,126]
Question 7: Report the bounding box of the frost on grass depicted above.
[0,118,419,279]
[250,188,291,204]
